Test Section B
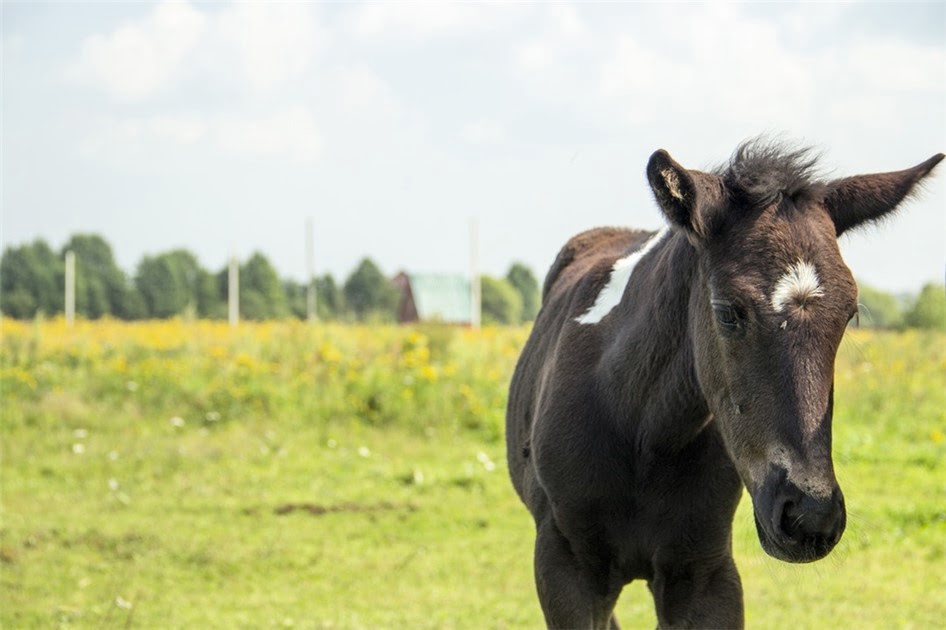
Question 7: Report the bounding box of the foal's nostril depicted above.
[759,478,846,561]
[779,500,801,539]
[774,491,845,553]
[827,523,843,546]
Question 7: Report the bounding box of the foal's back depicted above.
[541,226,649,303]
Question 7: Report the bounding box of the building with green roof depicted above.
[393,272,472,325]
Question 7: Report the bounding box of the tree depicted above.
[855,282,903,329]
[904,283,946,331]
[0,240,63,318]
[282,273,342,321]
[196,269,225,319]
[215,267,231,317]
[343,258,398,321]
[284,279,308,320]
[0,287,37,319]
[481,275,523,325]
[506,262,540,322]
[119,288,149,320]
[135,250,201,318]
[134,249,218,319]
[60,234,132,319]
[316,274,342,320]
[240,252,288,320]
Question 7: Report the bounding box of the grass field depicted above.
[1,318,944,628]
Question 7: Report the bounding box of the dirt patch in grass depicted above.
[273,501,418,517]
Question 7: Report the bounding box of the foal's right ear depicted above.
[647,149,721,240]
[824,153,945,236]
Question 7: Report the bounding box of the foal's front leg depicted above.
[534,516,621,630]
[649,556,744,629]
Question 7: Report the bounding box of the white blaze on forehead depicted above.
[771,260,824,312]
[575,227,669,325]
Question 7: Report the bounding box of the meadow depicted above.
[1,318,944,628]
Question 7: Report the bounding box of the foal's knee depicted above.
[651,559,744,629]
[534,520,620,629]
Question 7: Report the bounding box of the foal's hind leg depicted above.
[534,516,621,630]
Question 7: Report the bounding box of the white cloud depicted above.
[214,106,321,162]
[1,32,26,57]
[82,108,319,163]
[347,1,528,41]
[350,2,468,38]
[513,3,943,138]
[516,3,591,73]
[81,113,206,159]
[212,3,322,90]
[460,120,505,146]
[71,1,322,100]
[335,66,398,115]
[598,36,667,126]
[777,3,852,43]
[147,115,208,145]
[597,5,814,128]
[845,41,946,92]
[71,1,207,101]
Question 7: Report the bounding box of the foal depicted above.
[506,140,943,628]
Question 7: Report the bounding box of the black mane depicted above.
[717,139,824,208]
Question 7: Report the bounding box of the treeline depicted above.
[2,234,943,329]
[0,234,542,324]
[855,283,945,330]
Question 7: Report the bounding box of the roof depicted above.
[403,273,471,324]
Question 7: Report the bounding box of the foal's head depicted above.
[647,140,943,562]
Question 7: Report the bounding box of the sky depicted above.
[1,1,944,293]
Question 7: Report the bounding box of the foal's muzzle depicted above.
[752,468,846,563]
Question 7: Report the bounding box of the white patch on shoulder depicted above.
[771,260,824,313]
[575,227,669,325]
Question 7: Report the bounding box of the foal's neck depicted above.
[603,231,710,451]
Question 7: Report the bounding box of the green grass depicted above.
[2,416,542,628]
[1,323,944,628]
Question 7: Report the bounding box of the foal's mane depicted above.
[717,139,825,209]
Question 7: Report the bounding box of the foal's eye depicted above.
[711,300,744,332]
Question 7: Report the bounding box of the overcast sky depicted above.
[2,2,944,293]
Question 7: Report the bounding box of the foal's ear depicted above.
[824,153,944,236]
[647,149,722,240]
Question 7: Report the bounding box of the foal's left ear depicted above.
[647,149,723,240]
[824,153,945,236]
